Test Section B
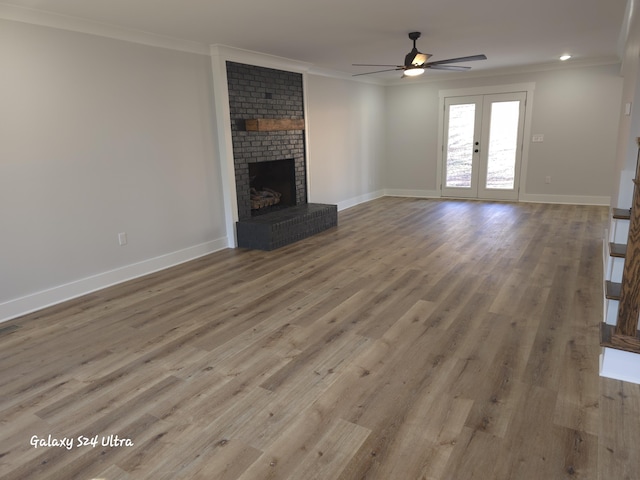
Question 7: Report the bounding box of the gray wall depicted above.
[0,20,227,314]
[385,64,622,202]
[306,74,386,208]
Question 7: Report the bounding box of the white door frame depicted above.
[437,83,536,201]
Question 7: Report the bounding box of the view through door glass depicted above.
[443,92,526,201]
[485,100,520,189]
[446,103,476,189]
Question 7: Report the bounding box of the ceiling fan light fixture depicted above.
[404,67,424,77]
[411,52,429,66]
[352,31,486,78]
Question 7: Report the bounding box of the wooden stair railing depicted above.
[617,178,640,337]
[601,142,640,353]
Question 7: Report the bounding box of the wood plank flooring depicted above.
[1,197,639,479]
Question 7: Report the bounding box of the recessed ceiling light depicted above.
[559,54,572,61]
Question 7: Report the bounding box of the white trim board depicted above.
[210,44,312,74]
[383,190,609,206]
[438,83,537,98]
[0,237,229,324]
[384,189,441,199]
[601,347,640,385]
[336,190,385,211]
[520,193,611,206]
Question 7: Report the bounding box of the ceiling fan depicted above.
[353,32,487,77]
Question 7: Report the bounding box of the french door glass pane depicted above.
[446,104,476,188]
[485,101,520,189]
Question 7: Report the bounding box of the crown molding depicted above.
[305,55,621,87]
[210,44,313,73]
[0,2,209,55]
[307,65,387,86]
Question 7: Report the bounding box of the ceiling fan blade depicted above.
[352,67,404,76]
[426,65,471,71]
[426,54,487,66]
[352,64,404,67]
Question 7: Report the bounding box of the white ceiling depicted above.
[0,0,629,79]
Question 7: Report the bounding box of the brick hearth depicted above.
[236,203,338,251]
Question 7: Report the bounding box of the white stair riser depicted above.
[604,298,619,326]
[611,218,630,243]
[606,256,625,283]
[600,347,640,385]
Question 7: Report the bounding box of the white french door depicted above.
[442,92,526,200]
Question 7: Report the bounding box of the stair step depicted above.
[606,280,622,300]
[610,242,627,258]
[613,207,631,220]
[601,323,640,354]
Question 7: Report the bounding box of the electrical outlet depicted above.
[118,232,127,246]
[532,134,544,143]
[545,176,551,184]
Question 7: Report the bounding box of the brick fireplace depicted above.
[226,61,337,250]
[226,62,307,221]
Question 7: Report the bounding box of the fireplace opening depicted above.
[249,159,296,216]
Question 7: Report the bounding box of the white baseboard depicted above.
[0,237,229,324]
[519,193,611,206]
[1,191,611,324]
[342,190,609,206]
[600,347,640,385]
[383,190,610,206]
[336,190,385,211]
[384,189,441,199]
[344,189,608,206]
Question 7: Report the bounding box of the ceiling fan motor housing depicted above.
[405,49,430,67]
[405,32,430,67]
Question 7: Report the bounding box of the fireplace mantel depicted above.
[245,118,305,132]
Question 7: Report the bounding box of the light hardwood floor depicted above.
[2,197,640,479]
